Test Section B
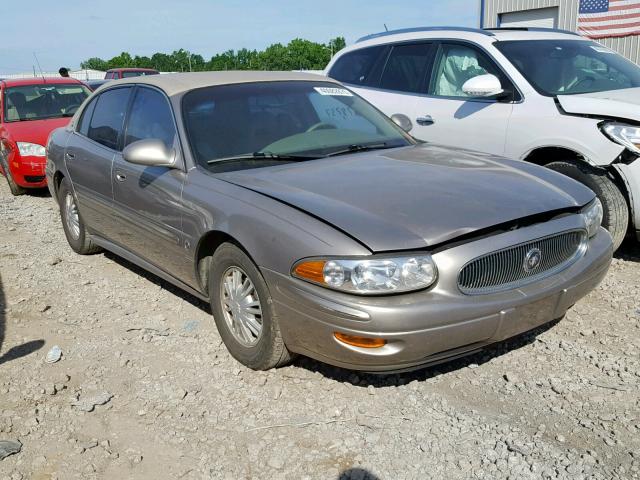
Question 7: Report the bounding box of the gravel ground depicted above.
[0,179,639,480]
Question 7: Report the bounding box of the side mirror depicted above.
[462,74,504,98]
[122,139,176,168]
[390,113,413,133]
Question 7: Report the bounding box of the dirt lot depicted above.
[0,179,639,480]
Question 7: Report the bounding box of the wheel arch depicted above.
[194,230,257,294]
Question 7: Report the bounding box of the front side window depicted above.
[88,87,132,150]
[379,43,434,93]
[328,46,389,86]
[125,87,176,147]
[183,81,412,172]
[77,96,98,136]
[431,44,506,98]
[496,40,640,96]
[3,84,91,122]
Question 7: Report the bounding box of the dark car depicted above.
[45,72,612,372]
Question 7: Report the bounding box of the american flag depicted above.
[578,0,640,39]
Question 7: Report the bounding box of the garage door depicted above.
[499,7,558,28]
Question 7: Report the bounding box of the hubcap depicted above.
[64,192,80,240]
[220,267,263,347]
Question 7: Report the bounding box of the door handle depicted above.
[416,115,435,125]
[115,172,126,182]
[65,152,75,160]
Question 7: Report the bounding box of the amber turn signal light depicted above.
[293,260,326,284]
[334,332,387,349]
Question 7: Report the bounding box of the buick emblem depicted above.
[523,248,542,272]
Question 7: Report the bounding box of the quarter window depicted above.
[430,44,507,98]
[88,87,132,150]
[124,87,176,148]
[379,43,434,93]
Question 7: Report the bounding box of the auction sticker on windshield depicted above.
[314,87,353,96]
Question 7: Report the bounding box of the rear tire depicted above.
[1,157,26,196]
[209,243,293,370]
[546,160,628,251]
[58,177,102,255]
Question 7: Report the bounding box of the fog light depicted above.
[334,332,386,348]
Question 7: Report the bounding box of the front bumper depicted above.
[264,215,613,372]
[5,152,47,188]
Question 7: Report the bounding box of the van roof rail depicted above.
[484,27,581,36]
[356,26,495,43]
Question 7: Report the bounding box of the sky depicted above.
[1,0,479,73]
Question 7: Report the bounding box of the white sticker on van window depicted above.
[314,87,353,97]
[591,45,614,53]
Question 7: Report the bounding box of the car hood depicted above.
[557,87,640,123]
[2,117,71,146]
[218,144,595,252]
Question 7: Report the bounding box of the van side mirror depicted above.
[462,74,504,98]
[123,139,176,168]
[390,113,413,133]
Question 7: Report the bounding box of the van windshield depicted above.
[496,39,640,96]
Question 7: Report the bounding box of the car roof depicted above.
[353,26,585,48]
[1,77,85,88]
[110,71,338,97]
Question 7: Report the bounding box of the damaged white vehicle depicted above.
[325,27,640,250]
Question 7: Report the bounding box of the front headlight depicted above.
[292,254,437,295]
[16,142,46,157]
[581,198,603,238]
[601,122,640,155]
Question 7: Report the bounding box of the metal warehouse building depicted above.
[481,0,640,64]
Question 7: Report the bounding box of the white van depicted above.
[325,27,640,250]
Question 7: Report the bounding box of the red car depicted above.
[0,78,90,195]
[104,68,159,79]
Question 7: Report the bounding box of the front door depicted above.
[110,86,189,281]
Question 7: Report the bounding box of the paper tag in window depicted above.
[314,87,353,96]
[591,45,614,53]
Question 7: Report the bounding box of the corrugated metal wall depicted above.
[482,0,640,64]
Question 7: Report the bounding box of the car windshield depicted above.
[121,71,159,78]
[496,39,640,96]
[182,81,413,172]
[3,83,91,122]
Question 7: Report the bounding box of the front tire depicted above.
[1,157,26,196]
[209,243,292,370]
[58,177,102,255]
[547,160,628,250]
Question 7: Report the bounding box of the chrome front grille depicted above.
[458,230,587,295]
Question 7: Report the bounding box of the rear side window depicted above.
[88,87,132,150]
[124,87,176,148]
[329,45,389,86]
[77,96,98,136]
[379,43,434,93]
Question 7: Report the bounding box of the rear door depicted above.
[110,85,189,279]
[64,86,133,237]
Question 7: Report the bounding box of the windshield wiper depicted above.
[322,143,394,158]
[207,151,320,165]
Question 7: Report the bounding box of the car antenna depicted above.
[33,52,45,82]
[384,23,388,31]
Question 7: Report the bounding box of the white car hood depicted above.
[557,87,640,123]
